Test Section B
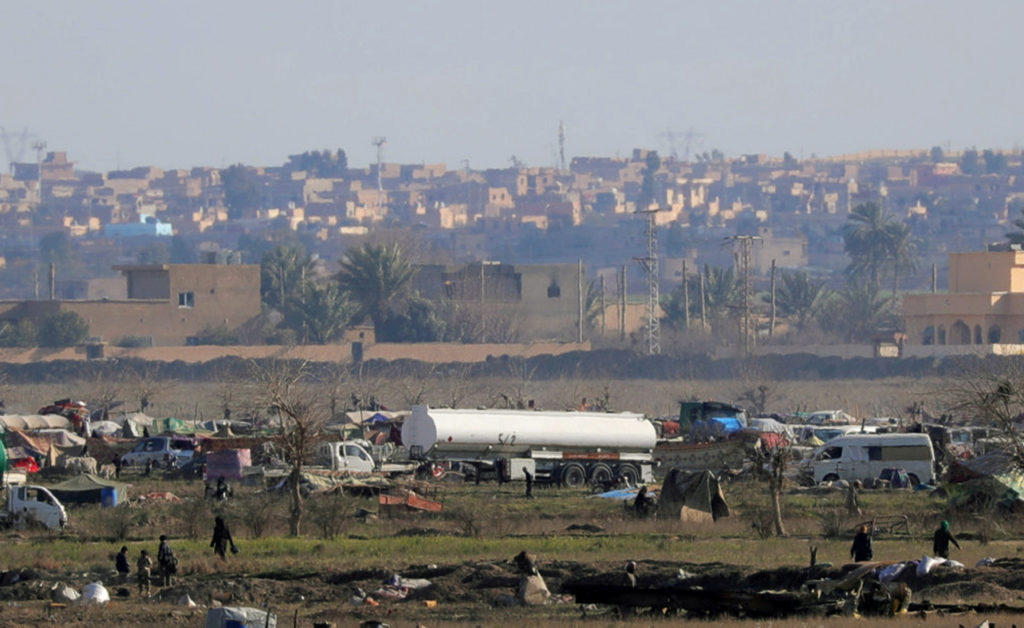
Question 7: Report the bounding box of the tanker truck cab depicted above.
[811,433,934,487]
[3,484,67,530]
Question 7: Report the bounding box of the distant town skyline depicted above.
[4,1,1022,173]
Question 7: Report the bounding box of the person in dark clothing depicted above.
[933,520,961,558]
[633,485,651,517]
[524,469,534,499]
[211,516,235,560]
[851,524,873,561]
[115,545,131,582]
[113,456,122,479]
[157,535,177,586]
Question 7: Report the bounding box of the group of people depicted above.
[112,517,236,598]
[850,520,961,562]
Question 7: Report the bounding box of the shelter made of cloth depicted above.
[48,473,130,505]
[657,468,730,522]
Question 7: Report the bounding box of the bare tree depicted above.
[248,359,331,536]
[86,371,122,421]
[943,357,1024,472]
[125,366,160,414]
[750,441,791,537]
[489,358,536,409]
[437,364,474,408]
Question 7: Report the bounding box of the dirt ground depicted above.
[4,555,1024,626]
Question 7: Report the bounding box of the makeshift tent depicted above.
[343,410,407,425]
[89,421,122,437]
[49,473,129,506]
[0,415,71,431]
[155,417,186,434]
[657,469,730,523]
[690,417,744,441]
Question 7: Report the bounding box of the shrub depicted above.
[114,335,153,348]
[816,507,846,538]
[307,493,355,540]
[37,311,89,347]
[191,325,239,346]
[0,319,36,347]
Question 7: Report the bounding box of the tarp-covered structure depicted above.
[0,415,71,431]
[205,607,277,628]
[948,451,1024,512]
[658,469,730,522]
[5,430,85,467]
[49,473,130,506]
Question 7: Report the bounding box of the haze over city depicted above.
[5,0,1022,172]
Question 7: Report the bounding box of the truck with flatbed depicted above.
[1,482,67,530]
[314,440,419,476]
[402,405,657,487]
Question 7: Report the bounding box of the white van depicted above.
[811,433,934,486]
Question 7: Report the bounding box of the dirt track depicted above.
[4,555,1024,626]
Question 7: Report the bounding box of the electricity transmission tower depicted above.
[558,120,567,171]
[634,208,661,355]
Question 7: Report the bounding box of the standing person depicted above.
[137,549,152,598]
[850,524,873,562]
[113,455,123,479]
[633,485,651,517]
[211,516,236,560]
[157,535,177,586]
[115,546,131,583]
[933,520,961,558]
[524,469,534,499]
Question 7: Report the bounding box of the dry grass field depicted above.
[0,373,1010,626]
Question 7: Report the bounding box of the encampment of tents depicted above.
[49,473,130,507]
[657,468,730,523]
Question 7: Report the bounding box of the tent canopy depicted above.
[658,468,730,522]
[0,415,71,430]
[50,473,130,493]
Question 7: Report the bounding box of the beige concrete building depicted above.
[903,250,1024,346]
[0,263,261,347]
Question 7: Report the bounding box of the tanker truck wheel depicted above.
[559,463,587,489]
[616,464,641,486]
[588,463,613,486]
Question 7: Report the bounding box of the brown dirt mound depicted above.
[918,580,1023,605]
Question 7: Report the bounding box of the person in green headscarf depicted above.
[933,520,961,558]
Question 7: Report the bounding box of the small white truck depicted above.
[1,483,68,530]
[315,440,418,476]
[121,436,196,467]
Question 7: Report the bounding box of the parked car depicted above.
[121,436,196,467]
[810,433,935,486]
[806,410,857,426]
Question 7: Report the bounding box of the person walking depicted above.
[933,520,961,558]
[157,535,177,586]
[137,549,152,598]
[115,546,131,583]
[524,469,534,499]
[850,524,873,562]
[211,516,236,560]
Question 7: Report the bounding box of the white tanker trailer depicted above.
[402,405,657,487]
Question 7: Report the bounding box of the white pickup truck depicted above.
[1,483,67,530]
[315,441,418,476]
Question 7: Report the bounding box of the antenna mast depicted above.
[371,136,386,211]
[634,208,661,355]
[558,120,566,171]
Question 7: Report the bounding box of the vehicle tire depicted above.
[617,464,641,486]
[907,474,921,488]
[560,463,587,488]
[823,473,839,483]
[588,463,613,485]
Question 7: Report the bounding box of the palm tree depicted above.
[886,221,918,300]
[261,245,316,310]
[823,282,898,342]
[284,282,354,344]
[767,270,830,331]
[842,202,894,292]
[335,243,416,333]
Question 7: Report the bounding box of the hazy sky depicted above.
[3,1,1021,173]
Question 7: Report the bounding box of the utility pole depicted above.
[634,209,661,355]
[699,268,707,329]
[479,262,486,343]
[577,259,584,343]
[728,235,762,356]
[618,265,627,341]
[682,260,690,330]
[32,140,46,206]
[769,259,777,339]
[599,275,606,337]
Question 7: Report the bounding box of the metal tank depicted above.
[402,405,656,457]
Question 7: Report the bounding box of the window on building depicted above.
[178,291,195,308]
[547,284,561,298]
[989,325,1002,344]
